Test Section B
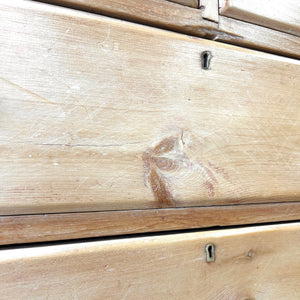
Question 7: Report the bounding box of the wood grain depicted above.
[220,0,300,37]
[1,202,300,245]
[34,0,224,39]
[0,223,299,299]
[33,0,300,58]
[167,0,198,8]
[218,16,300,59]
[1,0,300,215]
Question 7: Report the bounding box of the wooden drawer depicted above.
[220,0,300,37]
[1,0,299,215]
[31,0,300,59]
[29,0,219,36]
[1,2,299,298]
[0,223,299,299]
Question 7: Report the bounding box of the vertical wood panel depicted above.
[200,0,219,22]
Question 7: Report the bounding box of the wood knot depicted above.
[143,135,230,206]
[143,136,182,208]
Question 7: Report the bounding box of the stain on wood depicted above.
[149,168,174,208]
[143,137,180,207]
[203,180,215,197]
[208,161,230,180]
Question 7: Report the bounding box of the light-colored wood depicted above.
[220,0,300,37]
[33,0,300,58]
[35,0,224,39]
[1,0,300,215]
[0,223,299,299]
[218,16,300,59]
[1,202,300,245]
[167,0,198,8]
[200,0,219,23]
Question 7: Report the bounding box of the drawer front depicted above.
[1,1,299,215]
[23,0,300,59]
[1,202,300,245]
[220,0,300,37]
[28,0,218,37]
[0,223,299,299]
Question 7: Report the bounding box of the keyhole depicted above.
[205,243,215,263]
[201,51,211,70]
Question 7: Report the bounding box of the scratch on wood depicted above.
[97,25,111,45]
[0,77,55,104]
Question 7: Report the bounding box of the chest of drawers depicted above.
[0,0,299,298]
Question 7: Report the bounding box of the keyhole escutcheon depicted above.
[205,243,215,263]
[201,51,212,70]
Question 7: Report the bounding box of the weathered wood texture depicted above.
[218,16,300,59]
[1,202,300,245]
[0,223,299,299]
[34,0,300,58]
[167,0,198,9]
[200,0,219,23]
[1,0,300,214]
[220,0,300,37]
[33,0,224,39]
[1,1,300,215]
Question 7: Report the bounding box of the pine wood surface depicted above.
[220,0,300,37]
[1,0,299,215]
[33,0,223,39]
[218,16,300,59]
[167,0,198,9]
[33,0,300,57]
[0,223,299,299]
[0,202,300,245]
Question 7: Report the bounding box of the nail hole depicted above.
[205,243,215,263]
[201,51,211,70]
